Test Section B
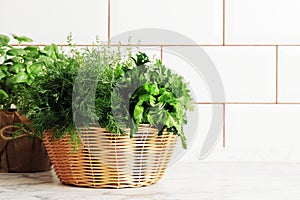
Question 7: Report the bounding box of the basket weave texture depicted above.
[43,124,177,188]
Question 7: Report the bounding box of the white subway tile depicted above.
[110,0,223,45]
[175,104,224,162]
[163,46,276,103]
[0,0,107,44]
[161,47,211,102]
[226,0,300,44]
[204,46,276,102]
[225,104,300,161]
[278,46,300,102]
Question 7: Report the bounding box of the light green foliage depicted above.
[0,34,61,110]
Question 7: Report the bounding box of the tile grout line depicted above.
[223,103,226,148]
[108,0,111,41]
[196,102,300,105]
[276,45,279,104]
[223,0,226,46]
[196,102,276,104]
[11,44,300,47]
[160,46,163,61]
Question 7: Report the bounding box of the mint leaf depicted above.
[0,34,10,46]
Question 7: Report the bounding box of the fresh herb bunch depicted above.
[72,44,133,132]
[89,49,137,134]
[18,36,193,149]
[0,34,61,110]
[110,52,194,148]
[21,38,132,146]
[19,35,84,146]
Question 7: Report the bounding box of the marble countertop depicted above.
[1,161,300,200]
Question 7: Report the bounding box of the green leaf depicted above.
[133,105,144,124]
[9,63,25,74]
[144,83,159,96]
[11,56,23,63]
[0,65,9,74]
[165,113,177,128]
[114,63,125,78]
[9,72,28,84]
[25,46,40,58]
[38,56,54,67]
[146,114,154,124]
[24,46,39,52]
[167,69,171,77]
[7,48,26,56]
[149,95,156,106]
[0,34,10,46]
[42,44,59,60]
[138,94,150,104]
[131,52,150,66]
[12,34,33,43]
[179,133,187,149]
[28,63,44,74]
[0,89,9,100]
[0,69,7,80]
[158,91,174,103]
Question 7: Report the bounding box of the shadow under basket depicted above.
[43,124,177,188]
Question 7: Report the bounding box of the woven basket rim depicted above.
[45,124,176,139]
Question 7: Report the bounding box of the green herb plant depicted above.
[20,36,130,147]
[110,52,194,148]
[19,35,194,149]
[0,34,62,110]
[87,51,194,148]
[19,34,85,146]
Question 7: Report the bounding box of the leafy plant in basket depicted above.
[99,52,194,148]
[0,33,62,172]
[22,41,195,188]
[21,38,124,147]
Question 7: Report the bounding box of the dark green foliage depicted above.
[21,39,127,147]
[22,53,80,137]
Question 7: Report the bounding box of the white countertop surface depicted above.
[1,161,300,200]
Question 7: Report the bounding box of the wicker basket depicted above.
[43,124,177,188]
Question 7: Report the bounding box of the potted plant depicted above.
[0,34,55,172]
[22,42,194,188]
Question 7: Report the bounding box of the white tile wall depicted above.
[162,47,212,102]
[110,0,223,45]
[224,104,300,161]
[0,0,108,44]
[177,104,224,163]
[162,46,276,103]
[227,104,300,148]
[226,0,300,44]
[2,0,300,162]
[203,46,276,103]
[278,46,300,102]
